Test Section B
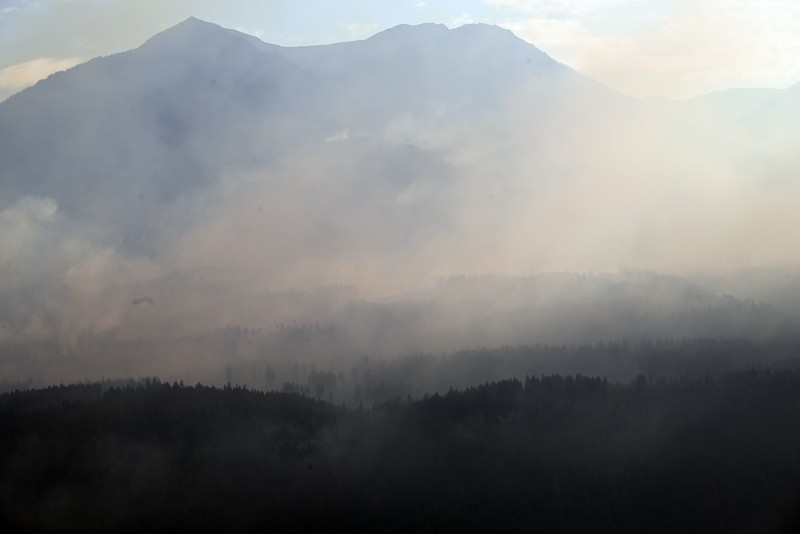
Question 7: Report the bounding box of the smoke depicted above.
[1,19,799,386]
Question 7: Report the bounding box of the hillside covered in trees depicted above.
[3,368,800,532]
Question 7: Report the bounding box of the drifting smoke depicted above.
[1,19,799,385]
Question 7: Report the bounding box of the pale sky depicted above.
[1,0,799,101]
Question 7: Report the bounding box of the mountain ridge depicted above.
[0,16,799,343]
[0,16,608,222]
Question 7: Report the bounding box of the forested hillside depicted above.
[3,369,800,532]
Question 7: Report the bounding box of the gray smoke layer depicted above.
[1,19,799,386]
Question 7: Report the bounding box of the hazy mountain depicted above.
[0,18,311,244]
[0,18,626,297]
[0,17,798,356]
[688,83,800,156]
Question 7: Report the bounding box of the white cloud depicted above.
[341,21,380,39]
[0,56,82,94]
[325,129,350,143]
[486,0,633,17]
[451,13,476,27]
[0,6,22,16]
[489,0,800,98]
[235,27,266,39]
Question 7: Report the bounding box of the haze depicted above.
[1,6,799,388]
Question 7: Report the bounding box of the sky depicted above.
[0,0,799,101]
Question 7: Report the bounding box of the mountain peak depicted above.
[363,22,555,69]
[137,16,255,57]
[453,22,514,34]
[368,22,519,42]
[158,16,224,37]
[366,22,449,42]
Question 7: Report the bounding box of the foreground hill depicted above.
[3,371,800,532]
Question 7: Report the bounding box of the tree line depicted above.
[3,367,800,531]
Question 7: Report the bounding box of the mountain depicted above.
[686,84,800,155]
[0,18,310,241]
[0,18,610,254]
[0,17,799,345]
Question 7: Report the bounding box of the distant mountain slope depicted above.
[0,18,309,240]
[1,17,799,344]
[0,17,614,256]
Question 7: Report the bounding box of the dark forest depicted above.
[4,357,800,532]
